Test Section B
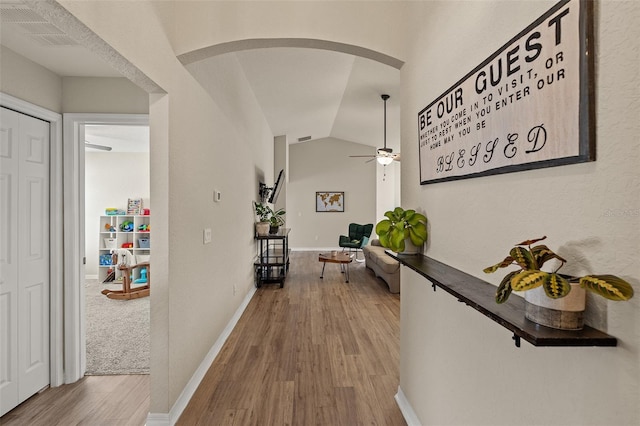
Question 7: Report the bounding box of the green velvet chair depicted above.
[339,223,373,262]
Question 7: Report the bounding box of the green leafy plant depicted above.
[269,207,285,227]
[254,201,271,222]
[254,202,285,225]
[375,207,428,253]
[484,236,634,304]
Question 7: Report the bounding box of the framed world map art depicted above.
[316,192,344,212]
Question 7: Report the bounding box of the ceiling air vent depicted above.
[0,1,78,47]
[298,136,312,142]
[0,4,43,23]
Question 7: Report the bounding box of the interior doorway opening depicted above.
[63,113,149,380]
[84,123,150,375]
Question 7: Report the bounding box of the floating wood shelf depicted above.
[387,252,617,348]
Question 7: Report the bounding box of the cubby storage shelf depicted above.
[98,215,151,283]
[387,252,617,348]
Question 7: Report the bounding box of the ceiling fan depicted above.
[350,94,400,165]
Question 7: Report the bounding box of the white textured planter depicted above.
[255,222,269,236]
[524,282,586,330]
[399,238,421,255]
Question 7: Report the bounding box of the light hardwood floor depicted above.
[0,374,150,426]
[1,251,405,425]
[177,251,405,425]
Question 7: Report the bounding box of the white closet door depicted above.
[0,107,50,416]
[0,107,20,415]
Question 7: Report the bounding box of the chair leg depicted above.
[354,249,366,263]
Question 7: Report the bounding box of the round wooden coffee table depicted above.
[319,252,353,282]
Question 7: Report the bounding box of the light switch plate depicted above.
[203,228,212,244]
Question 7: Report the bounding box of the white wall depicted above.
[273,135,288,214]
[376,160,400,222]
[62,77,149,114]
[399,1,640,425]
[58,1,275,413]
[287,137,377,249]
[84,151,150,278]
[0,45,62,112]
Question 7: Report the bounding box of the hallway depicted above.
[178,251,404,425]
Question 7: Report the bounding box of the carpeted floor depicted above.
[85,280,150,375]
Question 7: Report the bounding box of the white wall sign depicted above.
[418,0,594,185]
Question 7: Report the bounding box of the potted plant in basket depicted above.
[375,207,428,253]
[484,236,634,329]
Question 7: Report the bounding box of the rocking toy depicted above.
[101,249,150,300]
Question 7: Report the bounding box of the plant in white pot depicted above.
[254,202,286,235]
[375,207,428,254]
[253,202,271,236]
[484,236,634,329]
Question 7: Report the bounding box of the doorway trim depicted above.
[0,92,64,387]
[63,113,149,382]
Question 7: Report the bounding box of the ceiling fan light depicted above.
[377,156,394,166]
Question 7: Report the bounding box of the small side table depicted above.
[319,252,353,283]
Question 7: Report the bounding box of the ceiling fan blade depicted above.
[365,158,376,163]
[85,141,112,151]
[393,153,401,161]
[349,155,376,158]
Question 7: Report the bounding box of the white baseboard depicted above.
[395,386,421,426]
[146,286,257,425]
[144,412,170,426]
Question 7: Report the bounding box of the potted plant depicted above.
[484,236,634,329]
[375,207,428,254]
[254,202,286,235]
[254,202,271,236]
[268,207,286,234]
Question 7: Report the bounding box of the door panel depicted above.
[17,113,49,402]
[0,107,20,415]
[0,107,50,416]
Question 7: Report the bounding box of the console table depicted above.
[254,228,290,288]
[388,252,617,348]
